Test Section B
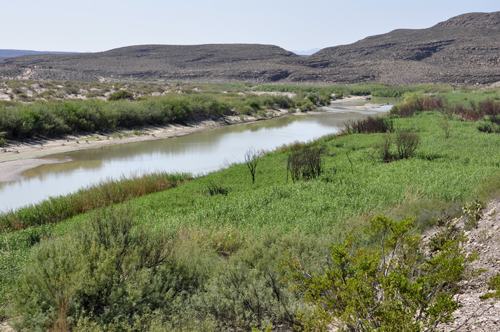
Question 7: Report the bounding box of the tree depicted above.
[282,215,477,332]
[245,148,263,184]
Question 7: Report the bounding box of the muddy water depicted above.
[0,104,392,212]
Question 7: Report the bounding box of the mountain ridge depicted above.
[2,12,500,85]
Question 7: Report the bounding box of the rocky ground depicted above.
[437,199,500,331]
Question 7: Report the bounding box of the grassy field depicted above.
[2,87,500,330]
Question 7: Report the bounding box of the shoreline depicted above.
[0,98,386,183]
[0,111,291,182]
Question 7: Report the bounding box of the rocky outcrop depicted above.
[435,199,500,331]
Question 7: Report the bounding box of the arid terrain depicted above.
[2,12,500,85]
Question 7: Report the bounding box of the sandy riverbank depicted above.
[0,97,387,183]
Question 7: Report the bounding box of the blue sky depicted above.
[2,0,498,53]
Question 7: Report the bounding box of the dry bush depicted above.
[479,99,500,116]
[343,116,393,134]
[287,146,325,182]
[396,130,420,159]
[422,97,444,111]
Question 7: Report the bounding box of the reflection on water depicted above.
[0,105,391,212]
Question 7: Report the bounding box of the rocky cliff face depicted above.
[2,12,500,85]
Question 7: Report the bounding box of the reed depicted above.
[0,172,191,232]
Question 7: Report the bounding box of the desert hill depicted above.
[297,12,500,84]
[2,12,500,85]
[0,44,300,82]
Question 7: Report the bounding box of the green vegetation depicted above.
[481,275,500,300]
[254,83,454,98]
[0,172,190,232]
[282,215,476,332]
[0,131,6,147]
[0,92,296,140]
[107,90,134,101]
[2,86,500,330]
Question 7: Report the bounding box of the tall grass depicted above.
[0,172,191,232]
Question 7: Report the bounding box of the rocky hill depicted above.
[2,12,500,85]
[1,44,300,82]
[296,12,500,85]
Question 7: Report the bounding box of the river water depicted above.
[0,102,393,212]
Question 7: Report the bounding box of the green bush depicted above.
[12,206,198,330]
[298,99,315,112]
[0,131,7,147]
[306,94,318,104]
[107,90,134,101]
[480,274,500,300]
[282,215,477,332]
[248,101,261,111]
[371,130,420,162]
[190,231,330,331]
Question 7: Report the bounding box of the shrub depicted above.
[287,146,325,183]
[343,116,394,134]
[477,121,500,133]
[427,219,458,252]
[373,132,393,162]
[421,97,444,110]
[479,99,500,116]
[298,100,315,112]
[0,131,7,147]
[390,97,443,118]
[248,101,261,111]
[12,206,196,330]
[480,274,500,300]
[191,231,329,331]
[462,200,485,230]
[395,130,420,159]
[282,215,477,332]
[306,95,318,104]
[107,90,134,101]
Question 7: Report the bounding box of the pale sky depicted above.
[2,0,499,53]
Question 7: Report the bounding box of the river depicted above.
[0,102,393,212]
